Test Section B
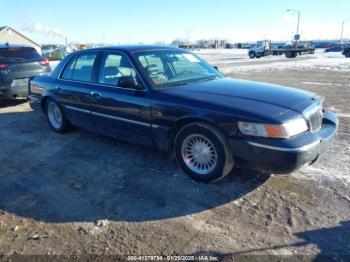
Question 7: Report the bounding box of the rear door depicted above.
[54,52,98,132]
[89,51,153,146]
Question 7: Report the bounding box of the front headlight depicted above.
[238,118,308,138]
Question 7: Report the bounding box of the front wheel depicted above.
[249,52,256,59]
[345,51,350,58]
[174,122,234,183]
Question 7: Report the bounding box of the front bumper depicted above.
[230,110,338,174]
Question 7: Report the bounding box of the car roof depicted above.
[0,44,35,49]
[78,45,180,54]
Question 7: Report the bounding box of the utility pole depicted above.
[186,29,191,49]
[287,9,301,46]
[340,19,350,44]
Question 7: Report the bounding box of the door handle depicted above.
[90,91,102,99]
[56,86,63,93]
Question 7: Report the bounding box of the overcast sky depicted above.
[1,0,350,45]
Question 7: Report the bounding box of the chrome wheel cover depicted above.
[181,134,218,175]
[47,102,62,129]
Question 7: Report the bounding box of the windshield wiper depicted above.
[204,75,220,80]
[166,76,220,88]
[167,82,189,87]
[192,75,220,84]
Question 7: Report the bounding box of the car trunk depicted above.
[6,62,49,80]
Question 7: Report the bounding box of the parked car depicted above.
[28,46,338,182]
[343,46,350,57]
[311,41,338,49]
[325,45,343,52]
[0,44,51,99]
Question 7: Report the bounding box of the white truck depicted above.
[248,40,315,59]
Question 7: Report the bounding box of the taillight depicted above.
[39,58,49,65]
[0,63,9,70]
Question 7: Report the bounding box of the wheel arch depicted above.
[172,116,235,182]
[40,94,58,113]
[171,116,222,144]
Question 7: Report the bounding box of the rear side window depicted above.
[61,56,77,80]
[0,47,42,63]
[61,53,96,82]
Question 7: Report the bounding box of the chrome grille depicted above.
[308,109,323,133]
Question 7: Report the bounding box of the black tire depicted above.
[249,52,256,59]
[45,98,70,133]
[345,51,350,58]
[285,51,297,58]
[174,122,234,183]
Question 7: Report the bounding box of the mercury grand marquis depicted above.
[28,45,338,182]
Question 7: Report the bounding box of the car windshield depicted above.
[135,49,223,88]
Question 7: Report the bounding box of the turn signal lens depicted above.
[265,125,287,137]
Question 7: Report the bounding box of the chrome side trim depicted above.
[91,111,151,127]
[64,105,90,114]
[247,140,320,152]
[64,105,152,127]
[58,78,147,92]
[27,94,41,102]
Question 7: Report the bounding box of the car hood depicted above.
[161,78,316,121]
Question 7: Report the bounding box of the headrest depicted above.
[146,64,160,75]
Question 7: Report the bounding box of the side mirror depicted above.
[118,76,143,89]
[213,65,219,70]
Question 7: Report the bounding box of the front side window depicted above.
[136,50,222,88]
[99,53,137,86]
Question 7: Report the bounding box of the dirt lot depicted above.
[0,52,349,260]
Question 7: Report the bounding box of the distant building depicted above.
[0,26,42,54]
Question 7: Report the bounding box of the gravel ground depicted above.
[0,51,349,260]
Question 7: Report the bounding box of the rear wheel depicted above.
[174,122,234,183]
[45,99,70,133]
[286,51,297,58]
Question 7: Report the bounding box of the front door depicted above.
[89,52,153,146]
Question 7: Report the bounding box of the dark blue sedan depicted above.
[28,45,338,182]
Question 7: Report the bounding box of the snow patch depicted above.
[195,49,350,73]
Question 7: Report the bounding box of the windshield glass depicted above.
[135,49,223,88]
